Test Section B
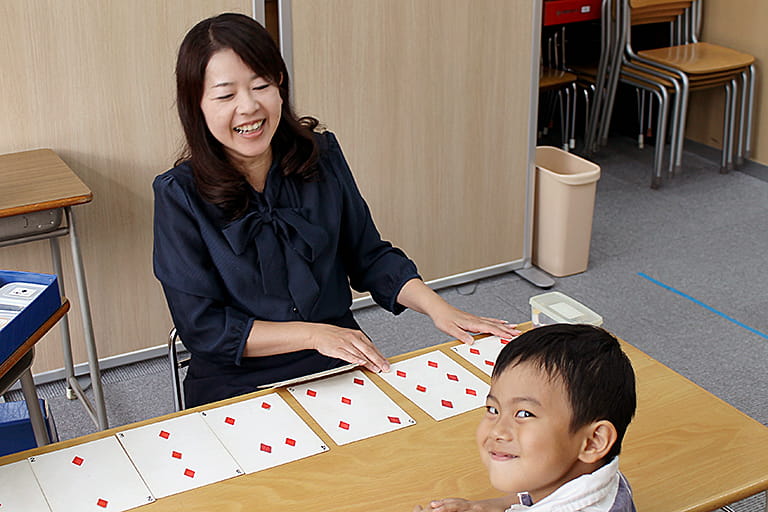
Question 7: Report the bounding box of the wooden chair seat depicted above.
[630,0,692,8]
[638,42,755,74]
[540,68,578,89]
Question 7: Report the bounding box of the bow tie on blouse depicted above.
[222,206,328,318]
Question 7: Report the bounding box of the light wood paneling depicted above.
[685,0,767,164]
[0,1,251,373]
[290,0,535,282]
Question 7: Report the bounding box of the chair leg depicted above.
[168,328,184,412]
[569,82,577,149]
[721,81,733,174]
[736,70,748,168]
[727,78,738,171]
[637,89,645,149]
[650,86,669,189]
[744,64,756,160]
[557,89,568,151]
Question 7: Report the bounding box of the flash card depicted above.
[29,436,154,512]
[117,413,243,498]
[0,459,51,512]
[379,350,490,421]
[288,370,415,446]
[201,392,329,474]
[451,335,515,376]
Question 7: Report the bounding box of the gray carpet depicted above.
[5,136,767,511]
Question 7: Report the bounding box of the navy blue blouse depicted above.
[153,132,420,406]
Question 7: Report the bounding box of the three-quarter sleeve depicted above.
[153,172,252,366]
[324,133,421,314]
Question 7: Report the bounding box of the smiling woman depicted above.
[199,48,283,191]
[152,13,520,408]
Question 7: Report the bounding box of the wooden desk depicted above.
[0,149,107,430]
[0,300,70,446]
[2,332,767,512]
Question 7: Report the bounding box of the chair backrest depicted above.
[167,327,190,412]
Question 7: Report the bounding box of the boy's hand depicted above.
[414,497,512,512]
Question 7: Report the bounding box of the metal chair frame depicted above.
[167,327,189,412]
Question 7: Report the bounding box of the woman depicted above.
[153,13,518,407]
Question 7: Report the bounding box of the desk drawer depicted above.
[543,0,601,26]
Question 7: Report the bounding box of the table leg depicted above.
[65,207,108,430]
[49,237,77,400]
[19,362,50,446]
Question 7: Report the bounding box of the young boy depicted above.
[415,323,637,512]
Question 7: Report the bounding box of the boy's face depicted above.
[476,361,592,502]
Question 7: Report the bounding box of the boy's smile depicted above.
[476,361,594,503]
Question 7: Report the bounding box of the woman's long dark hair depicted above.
[175,13,319,219]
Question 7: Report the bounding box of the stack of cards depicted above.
[379,351,490,420]
[288,370,415,445]
[451,335,516,376]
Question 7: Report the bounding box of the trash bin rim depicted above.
[535,146,600,186]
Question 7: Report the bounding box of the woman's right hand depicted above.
[307,323,390,373]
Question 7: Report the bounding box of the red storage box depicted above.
[543,0,602,26]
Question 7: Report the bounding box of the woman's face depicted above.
[200,48,282,177]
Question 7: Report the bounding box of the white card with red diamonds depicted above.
[28,436,154,512]
[451,335,516,376]
[0,459,52,512]
[200,392,328,473]
[379,350,489,421]
[116,413,243,498]
[287,370,415,445]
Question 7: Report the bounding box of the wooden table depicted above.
[0,300,70,446]
[2,330,767,512]
[0,149,107,430]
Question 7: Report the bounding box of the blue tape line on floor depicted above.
[637,272,768,340]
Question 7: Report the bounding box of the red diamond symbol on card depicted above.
[484,360,495,367]
[416,384,426,392]
[447,373,459,382]
[97,498,108,508]
[225,416,236,425]
[339,421,350,430]
[396,370,407,378]
[353,377,364,386]
[469,348,481,355]
[307,389,317,397]
[172,451,182,459]
[285,438,296,447]
[184,468,195,478]
[428,360,438,368]
[341,396,352,405]
[159,430,170,439]
[466,388,477,396]
[500,338,511,345]
[260,443,272,453]
[441,399,454,408]
[261,402,271,410]
[72,456,84,466]
[388,416,401,424]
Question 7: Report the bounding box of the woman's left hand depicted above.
[396,279,520,345]
[428,302,519,345]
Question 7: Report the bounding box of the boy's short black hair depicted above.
[493,324,636,462]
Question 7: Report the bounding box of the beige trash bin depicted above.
[532,146,600,277]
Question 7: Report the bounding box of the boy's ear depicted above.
[578,420,618,464]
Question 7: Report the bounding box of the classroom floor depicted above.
[6,136,768,511]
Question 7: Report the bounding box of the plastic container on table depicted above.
[529,291,603,327]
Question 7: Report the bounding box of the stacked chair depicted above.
[539,28,579,152]
[581,0,756,188]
